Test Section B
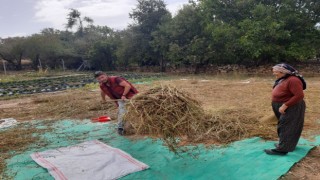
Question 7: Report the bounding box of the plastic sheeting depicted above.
[3,120,320,180]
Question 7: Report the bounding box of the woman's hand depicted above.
[279,104,288,114]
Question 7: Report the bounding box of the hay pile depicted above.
[125,85,271,152]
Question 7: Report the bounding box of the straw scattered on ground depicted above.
[33,90,116,120]
[0,121,54,176]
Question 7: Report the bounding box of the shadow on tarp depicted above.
[3,120,320,180]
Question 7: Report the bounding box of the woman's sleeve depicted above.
[284,77,304,106]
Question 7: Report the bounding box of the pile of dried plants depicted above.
[124,85,275,152]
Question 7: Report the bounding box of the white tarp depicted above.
[0,118,18,129]
[31,140,149,180]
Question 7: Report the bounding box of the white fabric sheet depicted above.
[31,140,149,180]
[0,118,17,129]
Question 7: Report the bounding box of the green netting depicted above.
[2,120,320,180]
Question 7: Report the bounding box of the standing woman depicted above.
[264,63,306,155]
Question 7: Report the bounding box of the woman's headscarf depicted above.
[272,63,306,90]
[272,63,298,75]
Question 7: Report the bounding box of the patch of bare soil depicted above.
[281,147,320,180]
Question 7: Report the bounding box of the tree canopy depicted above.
[1,0,319,71]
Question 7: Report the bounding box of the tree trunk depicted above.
[15,53,23,70]
[32,54,40,70]
[194,57,203,74]
[2,53,23,70]
[160,55,166,72]
[194,63,201,74]
[124,55,129,70]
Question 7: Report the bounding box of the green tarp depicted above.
[3,120,320,180]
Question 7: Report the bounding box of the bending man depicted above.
[94,71,138,135]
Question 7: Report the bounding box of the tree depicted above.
[66,8,94,37]
[150,14,172,72]
[199,0,320,64]
[115,28,139,68]
[23,29,76,70]
[0,37,26,70]
[129,0,171,68]
[89,40,117,70]
[278,0,320,61]
[65,10,117,69]
[238,4,290,64]
[158,4,210,72]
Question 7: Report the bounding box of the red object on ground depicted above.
[91,116,111,122]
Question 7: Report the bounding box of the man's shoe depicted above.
[117,128,125,135]
[264,149,288,156]
[274,143,279,148]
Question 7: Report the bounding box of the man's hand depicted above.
[100,90,108,104]
[279,104,288,114]
[119,81,131,100]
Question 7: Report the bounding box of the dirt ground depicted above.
[1,75,320,179]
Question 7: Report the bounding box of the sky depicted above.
[0,0,190,38]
